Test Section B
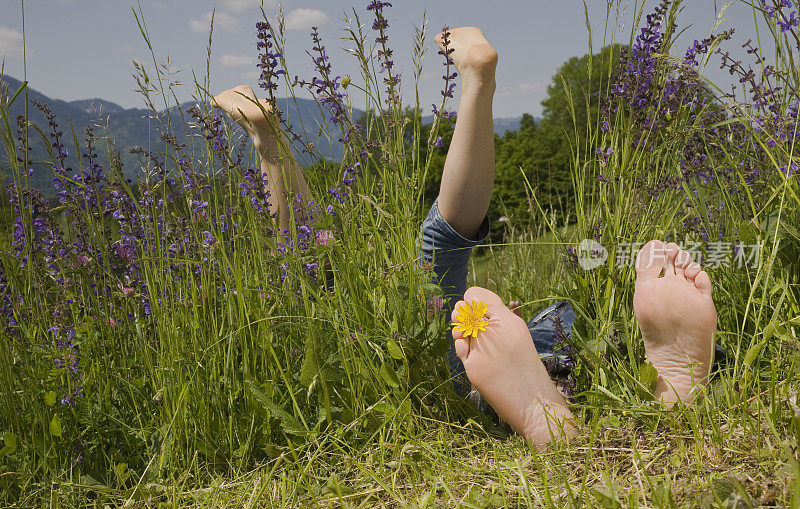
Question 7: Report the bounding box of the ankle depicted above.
[519,399,576,444]
[460,78,496,99]
[253,135,278,158]
[654,370,707,406]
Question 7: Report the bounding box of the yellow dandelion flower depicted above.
[452,300,489,338]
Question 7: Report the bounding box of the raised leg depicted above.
[212,85,312,232]
[434,27,498,240]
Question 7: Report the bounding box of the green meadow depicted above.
[1,0,799,506]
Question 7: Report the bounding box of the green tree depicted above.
[492,44,621,229]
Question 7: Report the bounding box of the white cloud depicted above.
[222,0,276,13]
[189,11,239,33]
[0,26,24,58]
[242,70,260,80]
[284,8,329,31]
[221,54,253,67]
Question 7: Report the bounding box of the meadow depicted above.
[1,0,799,506]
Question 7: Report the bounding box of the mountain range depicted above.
[0,74,527,194]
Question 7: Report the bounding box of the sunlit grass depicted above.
[1,0,799,506]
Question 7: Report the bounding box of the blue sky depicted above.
[1,0,765,118]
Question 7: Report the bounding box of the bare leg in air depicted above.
[212,85,312,232]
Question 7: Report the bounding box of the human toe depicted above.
[663,242,681,276]
[674,249,692,278]
[635,240,666,280]
[694,270,713,296]
[685,261,702,280]
[463,286,508,318]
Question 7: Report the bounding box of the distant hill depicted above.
[0,74,367,193]
[0,74,527,195]
[419,114,526,135]
[493,116,526,135]
[68,99,126,115]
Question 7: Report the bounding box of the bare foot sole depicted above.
[634,240,717,405]
[434,27,498,92]
[453,287,577,444]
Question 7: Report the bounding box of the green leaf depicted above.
[373,402,395,415]
[738,220,759,245]
[8,80,28,106]
[743,341,765,368]
[0,432,16,459]
[763,321,777,341]
[31,434,45,454]
[379,362,400,388]
[420,283,441,293]
[245,381,306,436]
[113,462,131,483]
[639,361,658,387]
[635,361,658,400]
[299,349,319,387]
[387,338,404,360]
[44,391,57,407]
[398,398,411,419]
[591,487,623,508]
[387,287,404,317]
[49,415,62,437]
[3,432,15,450]
[79,474,103,487]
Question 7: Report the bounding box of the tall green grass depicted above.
[0,4,470,501]
[0,0,798,506]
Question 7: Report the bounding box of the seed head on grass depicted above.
[452,300,489,339]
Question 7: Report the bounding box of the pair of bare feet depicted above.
[213,28,717,446]
[452,240,717,444]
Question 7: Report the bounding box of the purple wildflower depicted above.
[256,20,286,102]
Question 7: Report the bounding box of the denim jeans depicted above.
[417,199,575,399]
